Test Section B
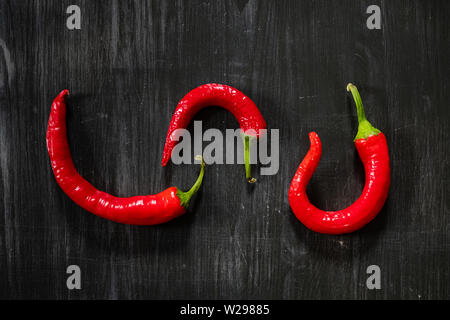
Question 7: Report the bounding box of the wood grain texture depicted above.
[0,0,449,299]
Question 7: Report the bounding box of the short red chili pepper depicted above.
[47,90,205,225]
[162,83,266,183]
[289,84,390,234]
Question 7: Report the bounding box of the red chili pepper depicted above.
[47,90,205,225]
[161,83,266,183]
[289,84,390,234]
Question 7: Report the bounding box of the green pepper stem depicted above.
[347,83,381,141]
[243,135,256,183]
[177,155,205,209]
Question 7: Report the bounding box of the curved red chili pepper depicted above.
[47,90,205,225]
[162,83,266,183]
[289,84,390,234]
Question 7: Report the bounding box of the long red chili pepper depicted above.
[47,90,205,225]
[289,84,390,234]
[162,83,266,183]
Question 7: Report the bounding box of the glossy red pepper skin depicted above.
[289,132,390,234]
[162,83,266,166]
[47,90,203,225]
[288,84,390,234]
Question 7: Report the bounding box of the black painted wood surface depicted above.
[0,0,449,299]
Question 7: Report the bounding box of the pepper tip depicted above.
[59,89,70,98]
[194,155,205,168]
[346,83,354,92]
[309,131,319,139]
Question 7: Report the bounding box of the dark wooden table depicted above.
[0,0,448,299]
